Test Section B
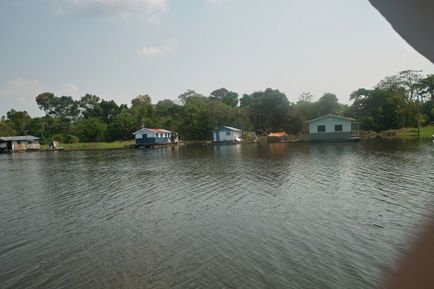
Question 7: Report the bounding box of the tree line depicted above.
[1,70,433,142]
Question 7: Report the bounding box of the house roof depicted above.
[306,114,355,123]
[133,128,172,135]
[215,126,242,132]
[268,132,288,137]
[0,135,40,141]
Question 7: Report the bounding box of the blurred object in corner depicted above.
[369,0,434,63]
[368,1,434,288]
[384,222,434,289]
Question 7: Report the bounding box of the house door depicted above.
[7,141,12,150]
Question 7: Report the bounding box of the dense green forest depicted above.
[1,70,433,142]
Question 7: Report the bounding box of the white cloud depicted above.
[208,0,235,5]
[0,79,82,117]
[0,78,46,117]
[137,45,170,57]
[69,0,169,19]
[59,83,79,96]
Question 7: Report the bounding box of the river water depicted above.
[0,140,433,289]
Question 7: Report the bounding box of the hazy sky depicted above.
[1,0,433,117]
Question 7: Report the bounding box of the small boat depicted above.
[49,140,64,151]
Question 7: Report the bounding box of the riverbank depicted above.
[361,126,434,140]
[46,140,135,151]
[37,126,433,151]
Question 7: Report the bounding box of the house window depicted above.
[317,125,326,133]
[143,134,147,138]
[28,141,32,144]
[17,140,22,144]
[226,131,231,136]
[335,124,343,132]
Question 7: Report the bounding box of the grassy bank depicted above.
[50,140,135,151]
[38,126,433,151]
[361,126,434,139]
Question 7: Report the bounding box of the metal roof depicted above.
[0,135,40,141]
[216,126,242,132]
[133,128,172,135]
[306,114,355,123]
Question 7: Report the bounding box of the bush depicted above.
[51,133,65,143]
[73,118,107,142]
[64,134,80,144]
[50,134,79,143]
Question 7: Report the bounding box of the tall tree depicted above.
[6,109,32,135]
[79,94,101,119]
[73,118,107,142]
[52,96,80,121]
[418,74,434,102]
[155,99,181,131]
[398,70,422,101]
[106,110,135,141]
[315,93,341,116]
[416,74,434,123]
[131,94,154,129]
[240,93,253,107]
[131,95,151,107]
[0,116,15,136]
[100,100,121,122]
[348,88,408,131]
[292,92,316,127]
[298,92,314,103]
[244,88,291,133]
[155,99,180,117]
[376,75,403,92]
[178,90,202,104]
[210,88,239,107]
[36,92,55,116]
[178,95,211,140]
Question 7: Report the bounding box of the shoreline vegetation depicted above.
[1,70,433,147]
[53,140,135,151]
[361,126,434,140]
[36,126,433,151]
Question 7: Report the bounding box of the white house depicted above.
[306,115,360,141]
[133,128,176,146]
[213,126,243,143]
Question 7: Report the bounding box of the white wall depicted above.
[218,130,242,141]
[136,130,171,139]
[309,117,352,133]
[27,141,40,150]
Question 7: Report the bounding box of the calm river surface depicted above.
[1,141,433,289]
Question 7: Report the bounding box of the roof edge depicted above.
[133,128,173,135]
[215,126,242,132]
[306,114,355,123]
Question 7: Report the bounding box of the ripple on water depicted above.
[0,141,433,289]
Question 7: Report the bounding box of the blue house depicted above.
[133,128,176,146]
[213,126,243,143]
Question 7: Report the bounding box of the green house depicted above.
[307,115,360,141]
